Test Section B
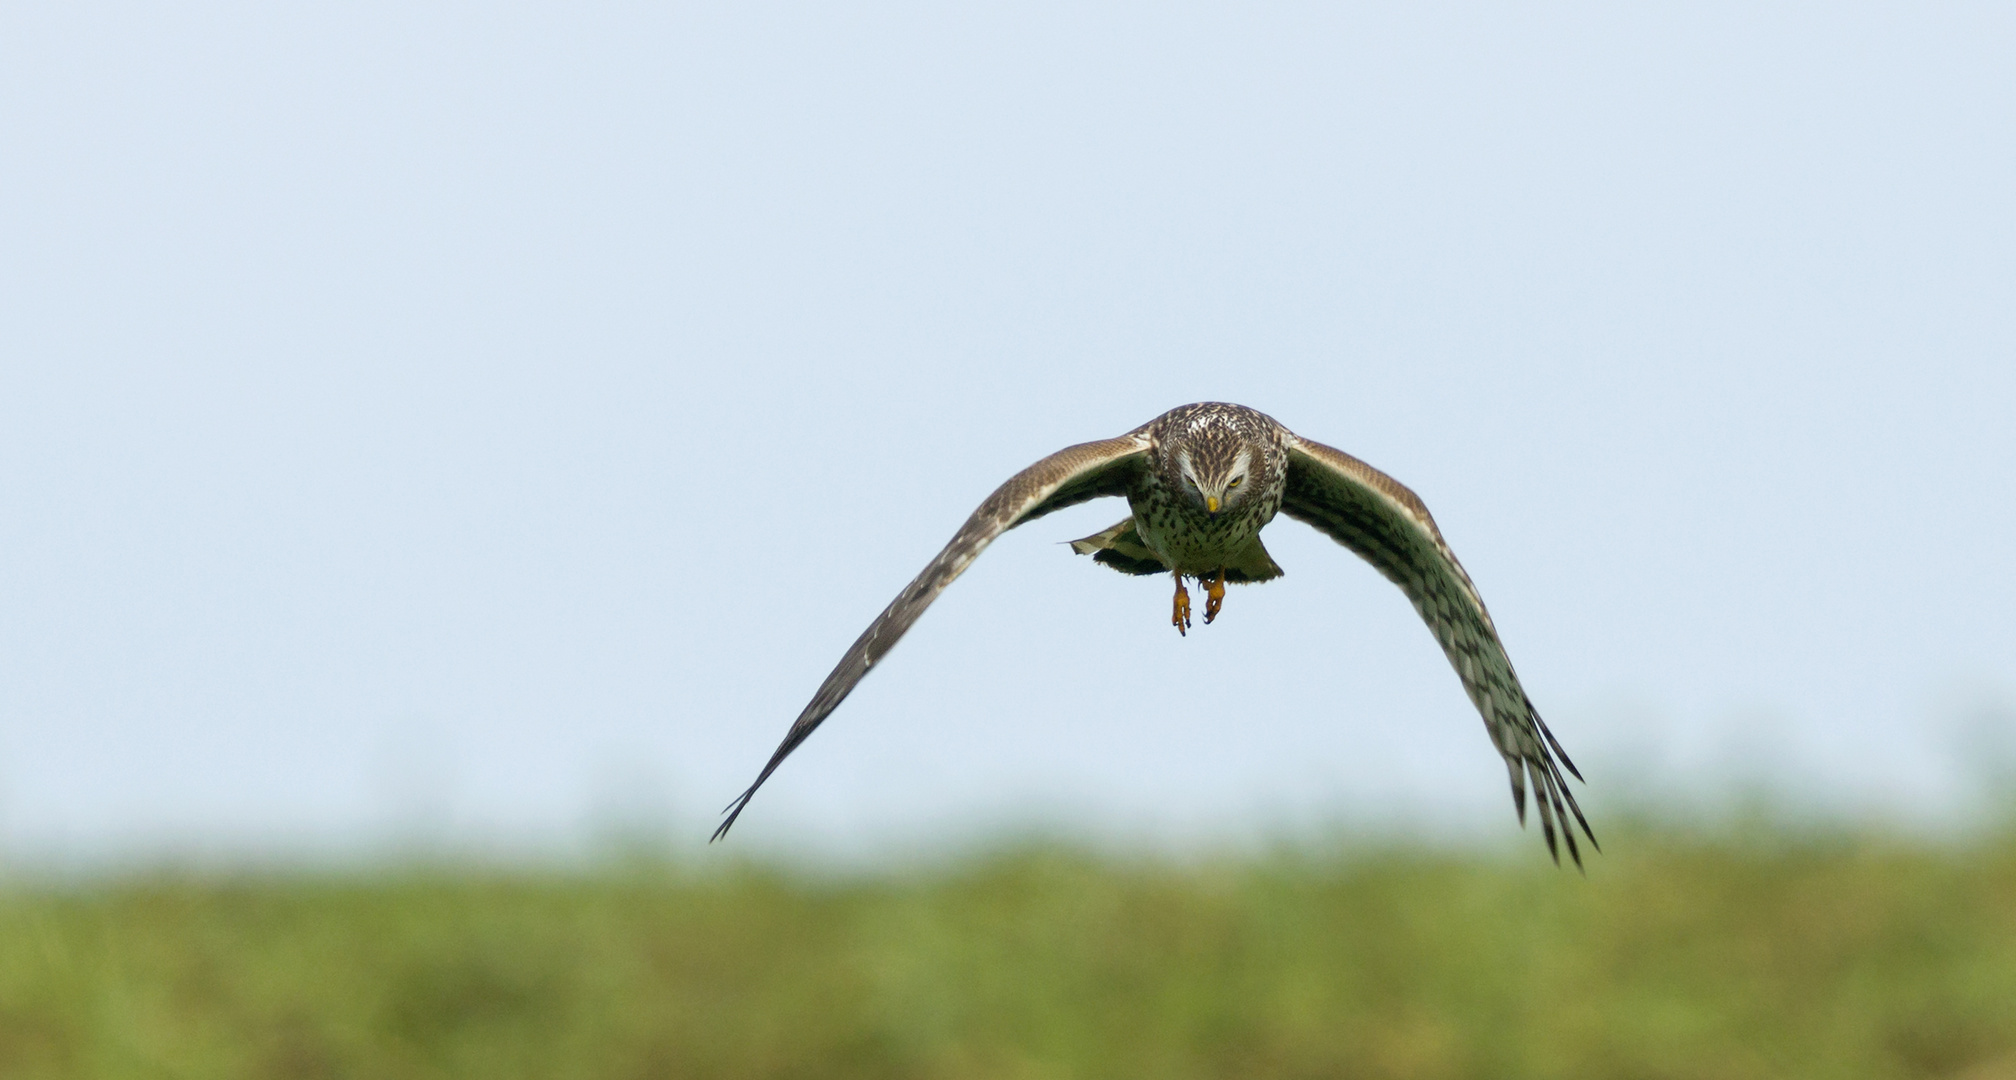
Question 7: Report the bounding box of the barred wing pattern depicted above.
[1280,437,1596,866]
[711,433,1154,840]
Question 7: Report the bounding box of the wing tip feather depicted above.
[1512,728,1597,870]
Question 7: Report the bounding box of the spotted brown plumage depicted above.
[713,403,1595,866]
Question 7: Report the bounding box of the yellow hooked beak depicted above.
[1205,495,1220,514]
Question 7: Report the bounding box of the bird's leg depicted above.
[1203,568,1226,624]
[1170,571,1191,636]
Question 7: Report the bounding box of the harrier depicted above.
[714,403,1595,864]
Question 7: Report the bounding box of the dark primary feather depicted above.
[1279,437,1596,866]
[711,434,1152,841]
[1091,547,1169,576]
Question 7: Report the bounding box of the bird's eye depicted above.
[1229,477,1243,488]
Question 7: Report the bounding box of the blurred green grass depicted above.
[1,826,2013,1080]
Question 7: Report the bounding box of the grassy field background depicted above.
[1,824,2013,1080]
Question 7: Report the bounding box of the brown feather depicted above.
[712,434,1152,840]
[1280,437,1595,865]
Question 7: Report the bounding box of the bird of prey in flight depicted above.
[713,402,1595,865]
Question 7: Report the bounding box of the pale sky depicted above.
[2,2,2012,863]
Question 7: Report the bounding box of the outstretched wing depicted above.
[712,431,1154,840]
[1280,436,1596,866]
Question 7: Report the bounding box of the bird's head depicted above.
[1153,402,1282,518]
[1172,440,1257,517]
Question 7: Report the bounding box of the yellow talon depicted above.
[1171,574,1191,636]
[1204,570,1226,624]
